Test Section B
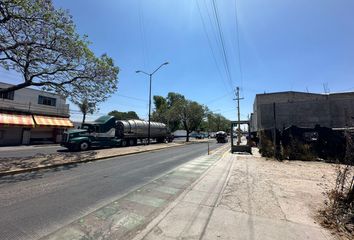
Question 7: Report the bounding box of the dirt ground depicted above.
[219,149,340,239]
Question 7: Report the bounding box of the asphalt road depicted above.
[0,140,224,240]
[0,138,196,158]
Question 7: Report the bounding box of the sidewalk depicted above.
[134,149,337,240]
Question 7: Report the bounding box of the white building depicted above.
[0,82,73,146]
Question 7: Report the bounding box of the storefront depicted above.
[0,113,35,146]
[31,115,73,144]
[0,112,73,146]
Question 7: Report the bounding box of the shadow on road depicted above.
[0,164,79,185]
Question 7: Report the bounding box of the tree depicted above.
[0,0,119,103]
[152,92,231,142]
[152,96,168,123]
[108,110,140,120]
[170,98,205,142]
[152,94,181,132]
[77,98,96,126]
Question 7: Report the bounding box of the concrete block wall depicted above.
[251,91,354,131]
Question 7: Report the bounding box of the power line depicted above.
[234,0,244,98]
[196,0,229,93]
[211,0,234,89]
[204,90,234,105]
[117,94,147,102]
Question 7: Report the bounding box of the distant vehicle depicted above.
[61,115,173,151]
[190,132,207,139]
[215,131,228,143]
[210,132,216,138]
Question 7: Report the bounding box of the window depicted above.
[0,88,14,100]
[38,95,56,106]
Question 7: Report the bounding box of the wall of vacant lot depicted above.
[251,91,354,131]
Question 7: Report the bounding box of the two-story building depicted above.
[0,82,73,146]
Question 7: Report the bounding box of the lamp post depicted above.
[136,62,169,145]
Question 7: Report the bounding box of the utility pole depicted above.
[207,114,210,155]
[234,87,244,145]
[273,102,277,158]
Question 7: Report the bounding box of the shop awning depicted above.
[0,113,35,127]
[33,115,74,128]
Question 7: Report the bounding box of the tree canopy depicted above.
[0,0,119,104]
[152,92,231,141]
[108,110,140,120]
[206,112,231,133]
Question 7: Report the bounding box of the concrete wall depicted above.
[251,91,354,131]
[0,82,69,117]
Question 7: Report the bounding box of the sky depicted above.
[1,0,354,122]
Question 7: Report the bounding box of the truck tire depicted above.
[79,141,90,151]
[129,139,135,146]
[121,139,127,147]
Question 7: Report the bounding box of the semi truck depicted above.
[61,115,173,151]
[215,131,228,143]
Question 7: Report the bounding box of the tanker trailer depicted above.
[115,119,173,147]
[61,116,173,151]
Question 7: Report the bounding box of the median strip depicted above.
[0,139,209,176]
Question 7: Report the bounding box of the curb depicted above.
[40,144,229,240]
[132,145,231,240]
[0,140,210,177]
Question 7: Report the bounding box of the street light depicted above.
[136,61,169,145]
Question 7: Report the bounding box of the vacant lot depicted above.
[217,151,338,239]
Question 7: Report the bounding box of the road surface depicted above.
[0,140,224,240]
[0,138,201,158]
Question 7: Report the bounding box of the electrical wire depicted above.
[234,0,244,98]
[196,0,229,93]
[117,94,147,102]
[211,0,234,89]
[138,0,149,69]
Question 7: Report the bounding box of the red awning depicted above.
[0,113,35,127]
[33,115,74,128]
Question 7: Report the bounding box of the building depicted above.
[0,82,73,146]
[250,91,354,132]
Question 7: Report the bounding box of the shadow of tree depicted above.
[0,164,79,184]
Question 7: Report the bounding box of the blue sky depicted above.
[1,0,354,122]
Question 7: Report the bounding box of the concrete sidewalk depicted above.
[133,150,337,240]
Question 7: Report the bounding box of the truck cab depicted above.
[61,116,121,151]
[215,131,228,143]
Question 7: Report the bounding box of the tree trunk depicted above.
[183,120,190,142]
[81,112,86,127]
